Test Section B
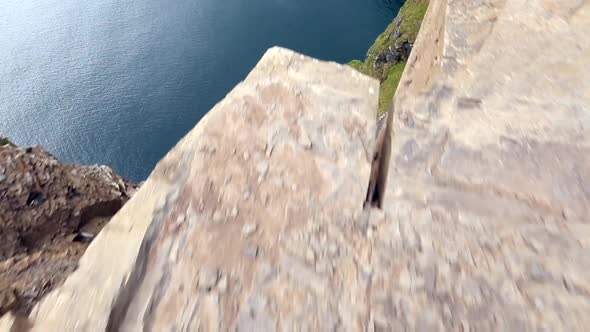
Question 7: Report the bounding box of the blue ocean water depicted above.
[0,0,399,181]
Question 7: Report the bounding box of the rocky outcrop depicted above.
[19,47,380,331]
[0,145,136,315]
[373,41,413,68]
[3,0,590,330]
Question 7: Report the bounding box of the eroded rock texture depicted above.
[0,145,136,316]
[378,0,590,329]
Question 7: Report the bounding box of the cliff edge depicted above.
[0,144,136,316]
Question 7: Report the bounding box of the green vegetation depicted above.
[378,62,405,114]
[0,137,14,147]
[349,0,429,114]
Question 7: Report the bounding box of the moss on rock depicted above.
[0,137,14,147]
[349,0,429,114]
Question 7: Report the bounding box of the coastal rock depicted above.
[0,144,136,315]
[374,41,413,68]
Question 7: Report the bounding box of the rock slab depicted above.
[26,47,379,331]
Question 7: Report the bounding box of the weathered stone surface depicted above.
[22,47,378,330]
[0,145,137,316]
[376,0,590,329]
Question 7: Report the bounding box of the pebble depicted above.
[265,144,274,158]
[256,161,269,177]
[243,190,251,200]
[230,206,239,218]
[224,175,232,185]
[362,264,374,278]
[80,231,95,239]
[242,223,258,237]
[199,268,219,291]
[328,243,339,257]
[298,132,312,149]
[275,178,284,188]
[243,246,259,258]
[0,174,6,182]
[217,275,228,294]
[243,151,250,161]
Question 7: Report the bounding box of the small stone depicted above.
[369,209,385,227]
[256,160,269,177]
[72,232,94,242]
[213,210,223,223]
[243,151,250,161]
[275,178,284,188]
[298,132,312,149]
[328,243,339,256]
[242,223,258,237]
[243,246,259,258]
[362,264,373,278]
[230,206,239,218]
[0,174,6,182]
[80,231,94,239]
[243,190,251,200]
[224,175,232,185]
[265,144,274,157]
[529,263,551,282]
[305,248,316,263]
[217,275,228,293]
[199,268,219,291]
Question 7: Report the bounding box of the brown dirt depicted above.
[0,144,137,316]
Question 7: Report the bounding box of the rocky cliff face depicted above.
[0,144,136,315]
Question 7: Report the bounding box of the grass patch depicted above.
[368,0,429,61]
[348,59,378,78]
[379,62,406,113]
[0,137,13,147]
[348,0,429,114]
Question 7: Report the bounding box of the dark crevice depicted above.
[365,111,393,208]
